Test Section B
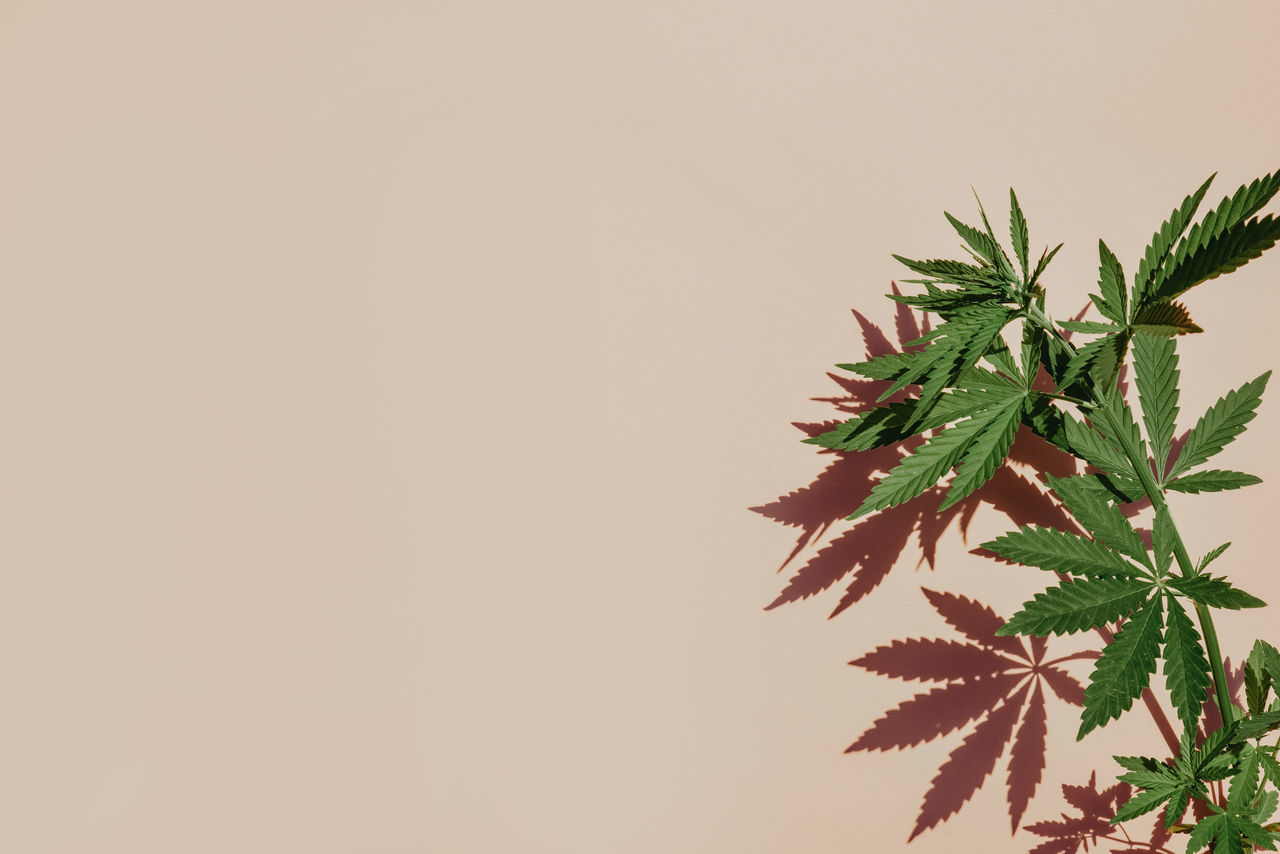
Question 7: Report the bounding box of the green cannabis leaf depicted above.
[783,170,1280,849]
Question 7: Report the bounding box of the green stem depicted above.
[1039,390,1095,409]
[1024,304,1235,729]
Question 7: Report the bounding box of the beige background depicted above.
[3,1,1280,852]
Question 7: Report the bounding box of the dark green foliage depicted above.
[998,580,1153,637]
[1164,469,1262,494]
[836,350,925,381]
[1245,640,1280,714]
[1166,371,1271,481]
[1162,596,1212,734]
[980,525,1146,578]
[1132,173,1216,309]
[1235,711,1280,741]
[1197,542,1232,573]
[847,413,990,520]
[807,385,1024,452]
[1077,594,1164,738]
[1060,331,1129,390]
[1057,319,1119,334]
[1094,240,1127,324]
[1167,575,1267,610]
[1029,242,1062,289]
[814,174,1280,848]
[938,395,1025,509]
[1009,188,1029,282]
[1044,475,1150,568]
[1130,300,1203,336]
[1111,724,1239,828]
[1140,172,1280,309]
[1147,214,1280,305]
[1131,332,1180,476]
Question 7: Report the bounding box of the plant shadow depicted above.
[753,295,1180,851]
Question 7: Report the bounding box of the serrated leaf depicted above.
[1152,505,1175,578]
[805,403,918,451]
[941,395,1026,509]
[1113,754,1166,774]
[981,525,1146,578]
[879,309,1012,429]
[1061,413,1135,482]
[1078,594,1164,738]
[1058,319,1120,334]
[837,350,927,381]
[1185,813,1227,854]
[1009,188,1029,282]
[1253,640,1280,688]
[1167,575,1267,610]
[1157,172,1280,272]
[1029,242,1063,289]
[1147,214,1280,304]
[878,330,955,402]
[1095,239,1127,323]
[1144,171,1280,305]
[891,255,1006,288]
[807,385,1024,452]
[1131,300,1203,336]
[1131,332,1180,476]
[913,312,1014,426]
[1115,764,1179,790]
[972,190,1019,283]
[1018,323,1042,389]
[1252,789,1279,825]
[890,284,998,311]
[1228,746,1260,812]
[848,412,991,520]
[1093,390,1148,471]
[1061,332,1129,390]
[1167,371,1271,480]
[1045,475,1151,568]
[945,211,1005,271]
[1236,710,1280,741]
[890,287,1001,312]
[890,255,981,280]
[1194,722,1240,771]
[1197,542,1232,573]
[1192,813,1276,854]
[998,579,1153,637]
[1165,788,1192,830]
[1162,596,1212,734]
[1111,783,1181,823]
[1233,818,1274,853]
[982,335,1022,381]
[1165,469,1263,494]
[1247,641,1280,714]
[1133,173,1216,308]
[1259,750,1280,791]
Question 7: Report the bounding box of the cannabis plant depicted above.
[798,171,1280,852]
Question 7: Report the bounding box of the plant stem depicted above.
[1024,304,1236,730]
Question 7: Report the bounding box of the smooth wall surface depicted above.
[3,2,1280,852]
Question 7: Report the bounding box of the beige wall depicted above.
[3,1,1280,851]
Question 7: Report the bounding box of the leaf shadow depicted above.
[1023,770,1177,854]
[754,296,1176,846]
[752,296,1080,618]
[848,587,1095,840]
